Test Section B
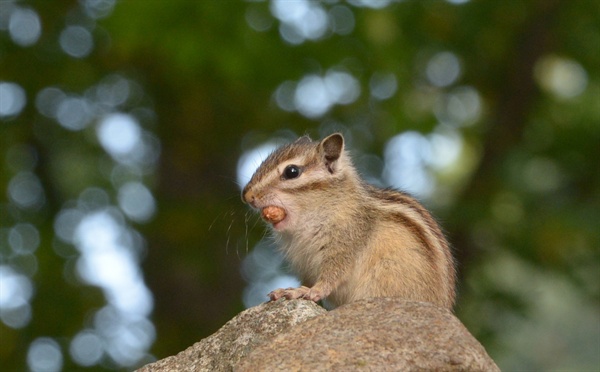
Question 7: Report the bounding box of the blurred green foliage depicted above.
[1,0,598,370]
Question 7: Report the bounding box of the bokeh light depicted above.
[274,69,360,119]
[426,51,462,88]
[0,82,26,118]
[383,131,436,197]
[270,0,328,44]
[56,96,93,131]
[370,72,398,100]
[118,182,157,223]
[534,55,588,100]
[446,0,471,4]
[27,338,63,372]
[97,113,142,159]
[59,26,94,58]
[69,330,104,367]
[7,6,41,47]
[8,223,40,255]
[81,0,116,20]
[92,74,132,109]
[73,210,153,315]
[348,0,394,9]
[7,171,45,210]
[328,5,355,35]
[0,265,33,329]
[434,86,482,126]
[35,87,67,119]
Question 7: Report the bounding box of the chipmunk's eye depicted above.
[283,165,301,180]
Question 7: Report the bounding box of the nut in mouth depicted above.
[261,206,286,224]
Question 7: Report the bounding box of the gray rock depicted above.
[237,298,499,371]
[138,298,499,372]
[137,300,325,372]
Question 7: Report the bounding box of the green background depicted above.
[1,0,598,370]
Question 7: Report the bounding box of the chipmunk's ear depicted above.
[320,133,344,173]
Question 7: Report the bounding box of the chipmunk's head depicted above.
[242,133,351,231]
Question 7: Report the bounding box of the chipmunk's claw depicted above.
[268,286,312,301]
[301,288,324,302]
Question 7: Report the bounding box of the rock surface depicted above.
[238,298,499,371]
[137,300,325,371]
[138,298,499,372]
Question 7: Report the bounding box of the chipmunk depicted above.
[242,133,456,309]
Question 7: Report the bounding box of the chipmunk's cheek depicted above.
[261,206,288,230]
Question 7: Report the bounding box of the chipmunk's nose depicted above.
[242,189,255,206]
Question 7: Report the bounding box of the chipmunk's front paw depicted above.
[301,287,328,302]
[268,286,311,301]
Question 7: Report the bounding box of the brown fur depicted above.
[242,133,456,309]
